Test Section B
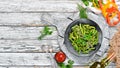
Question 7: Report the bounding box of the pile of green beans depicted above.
[69,24,98,54]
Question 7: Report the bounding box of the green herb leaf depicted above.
[58,63,66,68]
[68,60,74,65]
[89,0,93,2]
[38,26,53,40]
[81,0,102,9]
[82,0,89,6]
[77,4,88,18]
[57,60,74,68]
[93,0,100,8]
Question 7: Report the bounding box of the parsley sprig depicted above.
[38,26,53,40]
[58,60,74,68]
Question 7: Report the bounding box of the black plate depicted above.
[64,19,103,56]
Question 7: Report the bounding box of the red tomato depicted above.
[54,51,66,63]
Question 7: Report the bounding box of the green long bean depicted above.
[69,24,98,54]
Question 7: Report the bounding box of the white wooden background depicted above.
[0,0,118,68]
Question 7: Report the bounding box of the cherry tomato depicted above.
[54,51,66,63]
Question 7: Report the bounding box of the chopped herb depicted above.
[82,0,89,6]
[77,4,88,18]
[38,26,53,40]
[81,0,101,8]
[92,0,100,8]
[57,60,74,68]
[66,60,74,68]
[58,63,66,68]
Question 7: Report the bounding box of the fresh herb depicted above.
[38,26,53,40]
[58,63,66,68]
[69,24,98,54]
[92,0,100,8]
[77,4,88,19]
[66,60,74,68]
[81,0,100,8]
[82,0,89,6]
[58,60,74,68]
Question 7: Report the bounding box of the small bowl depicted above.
[64,19,103,56]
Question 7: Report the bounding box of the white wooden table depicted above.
[0,0,119,68]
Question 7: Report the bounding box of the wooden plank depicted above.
[0,40,59,53]
[0,26,57,40]
[0,53,115,67]
[0,0,22,12]
[0,20,59,53]
[21,1,79,12]
[0,13,77,36]
[0,13,77,25]
[0,67,6,68]
[9,67,51,68]
[29,0,79,1]
[8,66,116,68]
[0,13,40,25]
[0,53,93,67]
[0,26,59,53]
[0,0,79,12]
[0,53,51,66]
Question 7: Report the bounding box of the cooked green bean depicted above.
[69,24,98,54]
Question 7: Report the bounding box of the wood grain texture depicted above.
[0,0,22,12]
[0,26,59,53]
[10,67,51,68]
[0,12,78,37]
[0,0,118,67]
[0,13,78,25]
[8,66,115,68]
[21,1,79,12]
[9,67,51,68]
[0,26,57,40]
[0,67,6,68]
[0,52,115,68]
[0,53,51,66]
[0,40,59,53]
[0,0,80,12]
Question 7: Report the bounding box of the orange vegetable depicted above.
[106,11,120,26]
[99,0,120,26]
